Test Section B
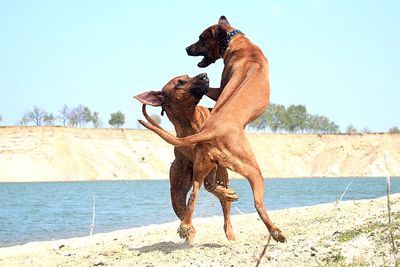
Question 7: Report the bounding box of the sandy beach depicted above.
[1,194,399,266]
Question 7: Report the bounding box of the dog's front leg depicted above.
[178,153,215,243]
[206,87,222,101]
[170,158,192,221]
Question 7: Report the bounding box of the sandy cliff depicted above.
[0,126,399,182]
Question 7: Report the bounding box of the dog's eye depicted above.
[176,79,187,88]
[199,36,205,44]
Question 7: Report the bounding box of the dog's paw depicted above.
[270,228,287,243]
[177,224,196,242]
[215,186,239,202]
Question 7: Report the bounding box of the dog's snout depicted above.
[198,73,207,80]
[196,73,209,83]
[186,44,198,56]
[186,46,192,55]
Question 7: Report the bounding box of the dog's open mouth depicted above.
[186,45,215,68]
[198,55,215,68]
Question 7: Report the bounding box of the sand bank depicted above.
[0,127,399,182]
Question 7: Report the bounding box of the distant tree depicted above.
[67,104,90,128]
[283,105,308,133]
[19,113,30,125]
[73,105,86,127]
[249,103,274,132]
[68,111,78,127]
[306,115,320,133]
[24,106,48,126]
[65,105,98,128]
[83,106,93,126]
[389,126,400,134]
[59,105,70,126]
[91,111,102,128]
[83,108,103,128]
[0,114,2,123]
[150,114,161,125]
[109,111,125,128]
[249,115,267,131]
[269,104,286,132]
[346,124,357,133]
[307,115,339,134]
[327,121,340,133]
[43,113,56,126]
[249,103,286,132]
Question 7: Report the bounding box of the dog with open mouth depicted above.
[134,73,238,241]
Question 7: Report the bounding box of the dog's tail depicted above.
[139,104,214,147]
[141,104,162,129]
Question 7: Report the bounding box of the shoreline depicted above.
[2,187,399,248]
[0,201,360,249]
[1,176,398,184]
[1,194,399,266]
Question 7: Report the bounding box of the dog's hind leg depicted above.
[204,167,236,240]
[222,132,287,243]
[216,167,236,241]
[170,158,192,221]
[219,198,236,241]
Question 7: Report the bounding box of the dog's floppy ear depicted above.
[218,16,230,26]
[134,91,164,107]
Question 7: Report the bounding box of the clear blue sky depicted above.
[0,0,399,132]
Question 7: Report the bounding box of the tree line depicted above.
[248,103,339,133]
[0,105,126,128]
[248,103,400,134]
[0,104,399,133]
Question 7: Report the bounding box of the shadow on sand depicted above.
[133,241,224,254]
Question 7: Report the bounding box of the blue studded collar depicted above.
[220,29,243,57]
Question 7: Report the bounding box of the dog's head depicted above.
[186,16,233,68]
[134,73,209,110]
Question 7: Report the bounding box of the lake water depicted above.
[0,177,399,247]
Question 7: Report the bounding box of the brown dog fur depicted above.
[134,74,238,240]
[139,17,286,243]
